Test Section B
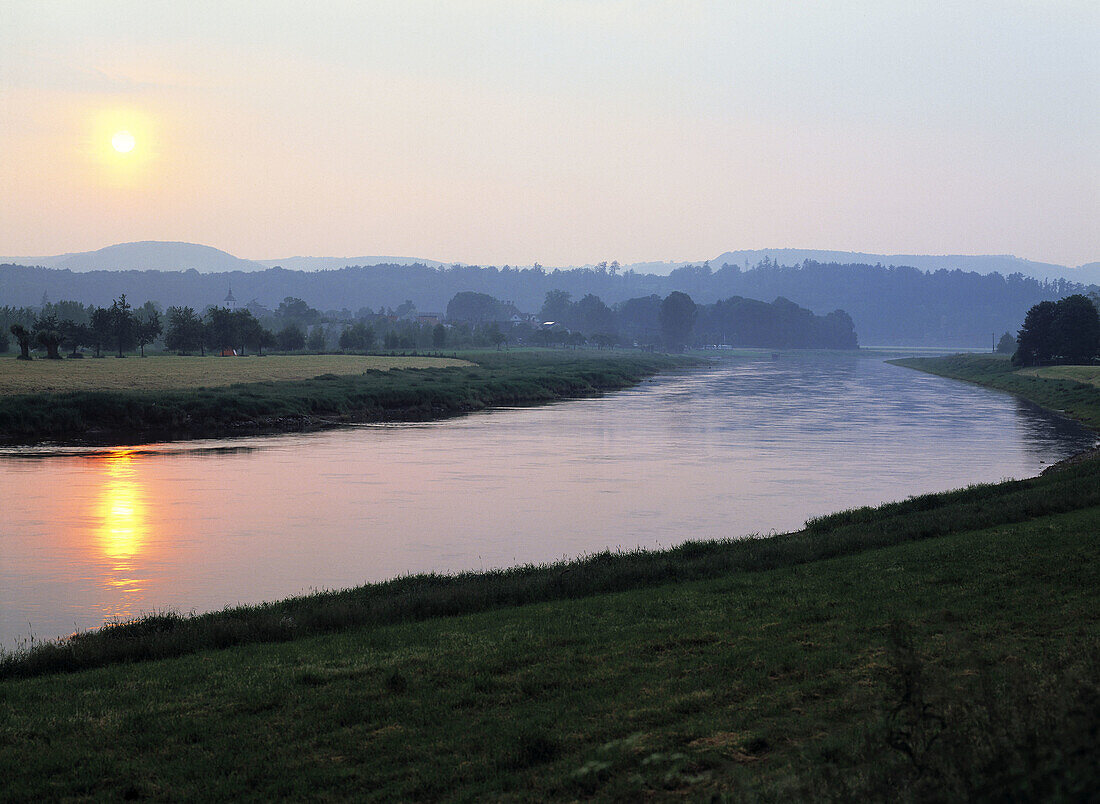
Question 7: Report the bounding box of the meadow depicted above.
[0,353,471,395]
[1018,364,1100,387]
[0,350,697,445]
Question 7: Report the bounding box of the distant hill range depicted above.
[0,242,445,274]
[255,256,447,270]
[709,249,1100,286]
[1,241,1096,284]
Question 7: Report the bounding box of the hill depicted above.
[0,241,266,273]
[255,255,447,270]
[711,248,1100,285]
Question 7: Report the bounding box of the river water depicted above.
[1,353,1094,650]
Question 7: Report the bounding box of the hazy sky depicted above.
[2,1,1097,266]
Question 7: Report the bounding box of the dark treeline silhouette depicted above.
[3,288,855,355]
[1013,294,1100,366]
[3,295,162,360]
[3,258,1089,346]
[533,290,856,350]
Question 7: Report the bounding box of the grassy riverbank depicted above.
[2,459,1097,799]
[0,350,695,445]
[890,353,1100,430]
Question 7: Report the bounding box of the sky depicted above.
[1,1,1097,267]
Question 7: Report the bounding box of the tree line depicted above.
[2,257,1091,346]
[5,295,162,360]
[528,290,857,350]
[3,286,857,358]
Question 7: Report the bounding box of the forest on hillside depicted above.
[1,259,1091,346]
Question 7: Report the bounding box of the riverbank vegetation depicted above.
[1,456,1097,798]
[889,353,1100,429]
[0,351,696,445]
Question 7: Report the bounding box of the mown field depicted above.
[0,350,696,445]
[0,353,471,395]
[1,461,1097,800]
[1018,364,1100,387]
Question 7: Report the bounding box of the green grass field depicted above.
[0,354,471,395]
[1018,364,1100,387]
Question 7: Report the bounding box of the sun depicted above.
[111,130,136,154]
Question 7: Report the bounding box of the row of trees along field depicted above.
[4,296,163,360]
[0,295,526,358]
[1,287,857,358]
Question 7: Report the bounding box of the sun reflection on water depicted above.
[92,449,150,614]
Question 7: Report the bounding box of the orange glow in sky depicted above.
[1,2,1096,266]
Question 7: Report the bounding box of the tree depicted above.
[307,326,326,352]
[90,307,112,358]
[165,306,204,354]
[60,320,91,357]
[573,293,616,336]
[338,322,374,352]
[231,310,261,355]
[0,329,8,353]
[1014,296,1099,366]
[486,322,507,350]
[995,331,1015,354]
[659,291,697,351]
[539,290,572,324]
[432,323,447,348]
[1051,294,1100,364]
[9,324,32,360]
[240,315,271,355]
[135,308,162,357]
[109,295,136,357]
[33,314,64,359]
[446,292,504,325]
[276,297,321,328]
[276,324,306,352]
[205,307,238,355]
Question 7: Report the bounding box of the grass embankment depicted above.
[0,350,695,445]
[0,354,472,394]
[1018,364,1100,387]
[2,459,1098,799]
[890,353,1100,430]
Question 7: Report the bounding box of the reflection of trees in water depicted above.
[1013,399,1097,463]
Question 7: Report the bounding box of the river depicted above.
[1,353,1095,650]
